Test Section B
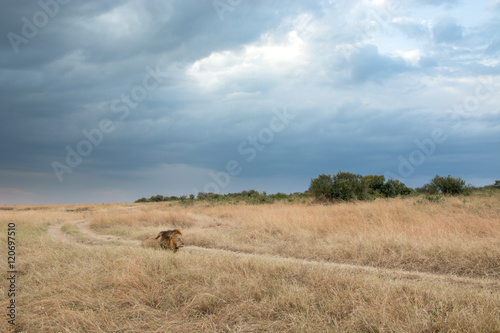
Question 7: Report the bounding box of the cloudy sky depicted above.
[1,0,499,205]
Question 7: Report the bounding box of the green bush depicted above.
[416,175,471,195]
[309,172,368,202]
[331,172,366,201]
[415,183,439,195]
[309,172,413,202]
[362,175,386,195]
[431,175,470,195]
[149,194,164,202]
[379,179,413,198]
[308,172,360,202]
[308,174,334,201]
[197,192,223,201]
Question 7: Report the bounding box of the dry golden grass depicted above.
[184,196,500,278]
[1,193,499,332]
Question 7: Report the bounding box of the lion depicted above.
[142,229,184,252]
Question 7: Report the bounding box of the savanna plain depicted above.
[1,192,499,332]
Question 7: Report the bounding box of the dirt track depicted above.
[48,219,500,290]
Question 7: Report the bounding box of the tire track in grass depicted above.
[48,219,141,246]
[47,218,500,291]
[48,219,88,243]
[184,245,499,291]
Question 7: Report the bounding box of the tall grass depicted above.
[0,193,499,332]
[90,204,195,229]
[1,242,498,332]
[185,195,500,277]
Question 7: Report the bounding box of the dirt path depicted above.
[48,219,499,290]
[47,220,83,243]
[48,219,141,246]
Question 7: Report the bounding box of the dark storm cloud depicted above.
[0,0,498,204]
[0,1,300,161]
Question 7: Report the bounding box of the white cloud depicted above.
[396,49,422,66]
[187,30,308,93]
[392,17,430,39]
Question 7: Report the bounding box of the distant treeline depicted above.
[135,172,500,204]
[135,189,309,204]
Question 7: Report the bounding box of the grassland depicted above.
[1,192,499,332]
